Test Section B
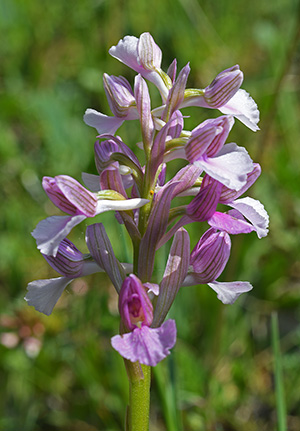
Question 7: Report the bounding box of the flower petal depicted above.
[25,277,72,316]
[103,73,136,117]
[162,63,190,120]
[219,89,260,131]
[111,320,176,366]
[204,65,243,108]
[195,143,253,191]
[43,177,77,215]
[167,164,202,198]
[43,238,84,277]
[32,215,87,256]
[201,163,261,204]
[229,197,269,238]
[109,35,140,70]
[208,211,255,235]
[189,228,231,283]
[95,197,149,214]
[186,180,223,221]
[144,282,160,296]
[208,280,253,304]
[138,32,162,70]
[109,33,169,100]
[55,175,97,217]
[83,108,125,135]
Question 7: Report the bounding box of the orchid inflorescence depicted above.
[26,33,269,367]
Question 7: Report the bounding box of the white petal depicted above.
[229,197,269,238]
[109,35,140,69]
[25,277,72,315]
[208,280,253,304]
[83,108,124,135]
[220,89,260,131]
[195,143,253,191]
[96,198,149,213]
[32,215,86,256]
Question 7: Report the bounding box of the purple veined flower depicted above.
[84,74,139,135]
[25,239,104,315]
[25,237,134,316]
[201,163,262,204]
[157,163,268,250]
[189,228,231,284]
[199,167,269,239]
[111,274,177,367]
[167,58,177,84]
[134,74,155,150]
[192,142,254,192]
[185,115,234,162]
[32,175,149,257]
[182,228,253,304]
[109,32,172,101]
[181,185,269,302]
[180,65,260,131]
[203,65,244,108]
[163,115,254,192]
[208,197,269,239]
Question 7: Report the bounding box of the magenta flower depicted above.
[111,275,176,366]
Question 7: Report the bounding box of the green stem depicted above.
[271,312,287,431]
[125,360,151,431]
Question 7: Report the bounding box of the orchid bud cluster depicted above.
[26,33,269,367]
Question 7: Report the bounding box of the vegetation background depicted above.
[1,0,300,430]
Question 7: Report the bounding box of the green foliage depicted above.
[1,0,300,429]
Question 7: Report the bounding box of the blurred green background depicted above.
[1,0,300,430]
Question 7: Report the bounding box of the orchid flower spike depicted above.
[28,32,268,379]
